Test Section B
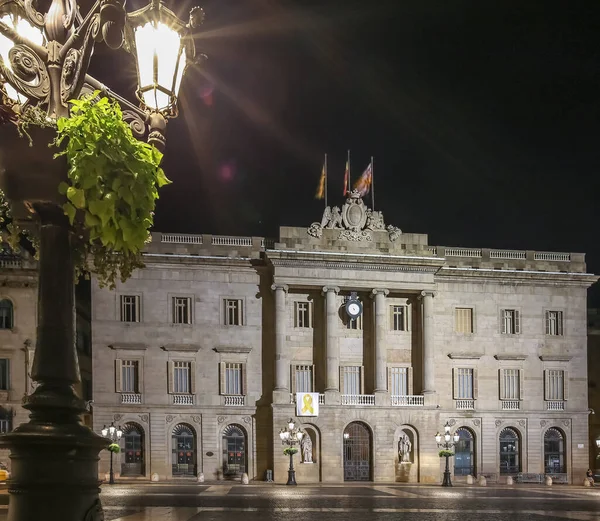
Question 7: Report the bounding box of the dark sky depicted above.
[92,1,600,302]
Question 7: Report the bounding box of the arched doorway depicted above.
[499,427,520,475]
[544,428,565,473]
[454,427,475,477]
[172,424,196,477]
[222,424,246,478]
[343,422,371,481]
[122,423,145,476]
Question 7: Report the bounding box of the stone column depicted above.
[322,286,340,403]
[271,284,289,403]
[419,291,436,399]
[371,289,389,402]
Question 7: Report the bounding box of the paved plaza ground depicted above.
[0,482,600,520]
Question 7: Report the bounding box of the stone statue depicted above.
[320,207,332,229]
[365,209,386,230]
[398,434,412,463]
[326,207,343,229]
[301,434,313,463]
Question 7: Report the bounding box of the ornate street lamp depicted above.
[101,422,123,485]
[435,421,460,487]
[0,1,203,520]
[279,418,304,486]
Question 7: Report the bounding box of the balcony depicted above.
[121,393,142,405]
[173,394,194,405]
[455,399,475,410]
[342,394,375,406]
[289,394,325,405]
[391,395,424,407]
[223,395,246,406]
[501,400,520,411]
[546,401,565,411]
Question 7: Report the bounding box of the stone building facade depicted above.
[91,191,597,484]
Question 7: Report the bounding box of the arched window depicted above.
[0,300,13,329]
[122,423,145,476]
[454,427,475,477]
[222,424,246,477]
[172,424,196,476]
[499,427,520,474]
[544,428,565,474]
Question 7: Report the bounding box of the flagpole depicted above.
[347,149,351,192]
[371,156,375,210]
[324,153,328,209]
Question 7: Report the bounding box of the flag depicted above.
[343,160,350,195]
[315,162,326,200]
[354,162,373,197]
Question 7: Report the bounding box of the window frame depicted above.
[222,298,245,326]
[453,367,477,400]
[390,304,409,332]
[294,301,313,329]
[387,365,413,396]
[544,309,564,337]
[340,365,364,395]
[0,358,9,391]
[454,307,474,334]
[0,299,14,330]
[167,360,196,395]
[219,361,247,396]
[170,294,193,325]
[115,357,144,394]
[119,294,141,323]
[499,368,523,401]
[544,369,568,401]
[500,308,521,335]
[290,364,315,393]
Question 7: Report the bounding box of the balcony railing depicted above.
[173,394,194,405]
[121,393,142,404]
[223,395,245,406]
[546,400,565,411]
[212,236,252,247]
[161,233,203,244]
[342,394,375,406]
[455,399,475,410]
[501,400,520,410]
[289,394,325,405]
[391,395,424,407]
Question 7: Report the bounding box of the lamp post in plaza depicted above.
[435,421,460,487]
[280,418,304,485]
[0,1,204,519]
[101,422,123,485]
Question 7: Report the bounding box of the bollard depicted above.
[506,476,513,485]
[241,473,249,485]
[584,478,592,487]
[478,475,487,487]
[466,475,474,485]
[197,473,205,483]
[151,473,159,482]
[545,476,552,486]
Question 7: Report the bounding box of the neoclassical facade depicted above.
[91,192,597,483]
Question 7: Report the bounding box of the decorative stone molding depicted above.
[539,355,573,362]
[109,343,147,350]
[243,416,252,424]
[139,414,149,423]
[271,259,441,274]
[518,419,526,428]
[418,290,436,299]
[161,344,201,352]
[338,229,372,242]
[562,420,570,428]
[270,283,289,293]
[540,420,548,427]
[494,354,528,361]
[447,419,456,426]
[213,346,252,354]
[321,286,340,296]
[114,414,123,422]
[448,353,484,360]
[217,416,225,424]
[472,419,481,427]
[370,288,390,298]
[192,415,201,424]
[165,415,176,423]
[495,419,503,427]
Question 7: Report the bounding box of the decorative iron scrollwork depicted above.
[0,44,50,103]
[122,109,146,140]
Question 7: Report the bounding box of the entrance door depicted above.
[172,424,196,477]
[223,425,246,477]
[343,422,371,481]
[122,423,144,476]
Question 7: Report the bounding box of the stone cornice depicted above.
[436,268,598,287]
[447,353,484,360]
[270,258,440,274]
[494,354,528,361]
[539,355,572,362]
[161,344,202,352]
[213,346,253,354]
[109,343,147,350]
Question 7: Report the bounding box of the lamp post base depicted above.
[286,469,297,486]
[442,456,453,487]
[109,451,115,485]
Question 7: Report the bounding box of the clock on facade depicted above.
[345,292,363,318]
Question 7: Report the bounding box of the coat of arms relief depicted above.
[307,190,401,242]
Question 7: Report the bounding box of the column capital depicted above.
[271,283,289,293]
[418,290,436,300]
[370,288,389,299]
[321,286,340,296]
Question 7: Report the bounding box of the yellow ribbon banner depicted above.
[301,394,314,415]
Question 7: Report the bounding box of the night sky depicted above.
[92,1,600,303]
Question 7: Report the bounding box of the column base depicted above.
[422,391,438,407]
[324,390,341,405]
[374,391,390,406]
[273,390,291,405]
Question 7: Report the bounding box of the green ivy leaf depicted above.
[62,202,76,225]
[66,186,85,209]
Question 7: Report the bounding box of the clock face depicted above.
[347,301,362,318]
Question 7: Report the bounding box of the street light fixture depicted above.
[101,422,123,485]
[0,1,203,520]
[435,421,461,487]
[280,418,304,486]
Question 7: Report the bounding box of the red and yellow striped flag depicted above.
[315,162,326,199]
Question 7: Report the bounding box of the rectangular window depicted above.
[391,305,408,331]
[347,315,363,330]
[501,369,520,400]
[545,311,563,336]
[456,368,474,399]
[455,308,473,333]
[0,359,9,390]
[224,363,243,395]
[172,297,192,324]
[224,299,243,326]
[546,370,565,400]
[121,360,138,393]
[295,302,312,328]
[342,366,361,394]
[389,367,408,395]
[174,361,191,393]
[0,419,10,433]
[294,365,313,392]
[501,309,520,335]
[120,295,140,323]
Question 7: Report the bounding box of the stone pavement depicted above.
[1,483,600,520]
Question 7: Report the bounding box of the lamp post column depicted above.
[323,286,340,402]
[272,284,289,403]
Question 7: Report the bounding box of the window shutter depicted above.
[545,311,550,335]
[500,310,506,334]
[472,368,478,399]
[290,365,296,394]
[514,311,521,334]
[219,362,226,395]
[563,370,569,401]
[190,361,196,394]
[242,363,248,395]
[167,361,174,394]
[115,359,122,393]
[137,360,144,395]
[339,367,345,395]
[387,367,392,393]
[360,366,365,394]
[499,369,505,400]
[558,312,563,336]
[311,364,316,392]
[452,368,459,399]
[519,369,524,400]
[544,370,550,401]
[408,366,414,395]
[6,359,9,390]
[406,304,411,331]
